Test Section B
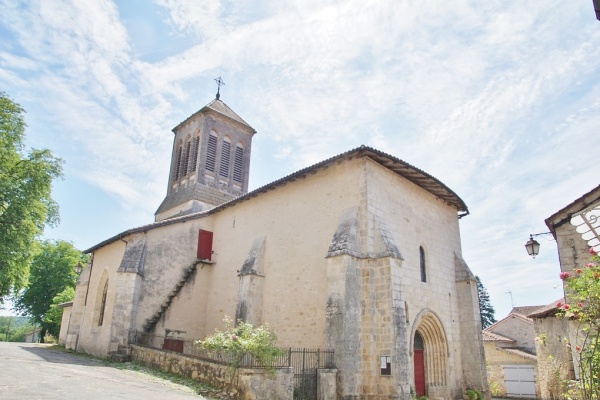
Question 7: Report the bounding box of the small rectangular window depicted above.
[197,229,213,261]
[380,355,391,375]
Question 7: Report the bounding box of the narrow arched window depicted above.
[98,280,108,326]
[233,143,244,183]
[420,246,427,283]
[220,137,231,178]
[182,138,191,177]
[205,132,217,172]
[173,143,183,181]
[191,136,200,173]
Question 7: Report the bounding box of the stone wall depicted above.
[532,316,576,400]
[131,345,294,400]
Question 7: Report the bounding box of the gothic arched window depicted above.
[420,246,427,283]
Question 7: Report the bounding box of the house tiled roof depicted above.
[528,298,563,318]
[501,347,537,360]
[482,331,514,342]
[484,310,533,332]
[512,305,546,318]
[545,184,600,236]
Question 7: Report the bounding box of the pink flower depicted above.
[586,263,595,268]
[560,271,571,280]
[577,303,584,308]
[594,273,599,280]
[556,302,563,308]
[562,304,570,310]
[575,268,583,274]
[575,345,581,352]
[590,248,597,255]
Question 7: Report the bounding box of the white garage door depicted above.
[504,365,536,398]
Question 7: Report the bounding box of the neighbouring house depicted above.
[24,326,41,343]
[59,94,488,399]
[483,306,542,399]
[530,184,600,399]
[57,301,73,346]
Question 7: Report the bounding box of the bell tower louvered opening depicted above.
[155,96,256,221]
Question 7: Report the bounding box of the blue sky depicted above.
[1,0,599,319]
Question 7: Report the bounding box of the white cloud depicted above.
[0,0,598,313]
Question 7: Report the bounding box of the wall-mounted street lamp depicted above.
[525,232,553,258]
[74,262,83,275]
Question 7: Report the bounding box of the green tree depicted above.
[0,316,33,342]
[14,240,84,340]
[0,92,63,301]
[0,316,14,341]
[556,248,600,400]
[43,286,75,333]
[8,323,35,342]
[476,276,496,329]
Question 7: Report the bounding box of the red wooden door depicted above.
[414,349,426,396]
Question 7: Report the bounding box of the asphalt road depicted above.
[0,342,210,400]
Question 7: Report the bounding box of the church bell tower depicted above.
[155,82,256,221]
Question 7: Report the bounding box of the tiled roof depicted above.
[172,98,256,133]
[482,331,514,342]
[484,310,533,332]
[512,305,546,318]
[501,347,537,360]
[85,146,469,253]
[528,298,564,318]
[545,184,600,236]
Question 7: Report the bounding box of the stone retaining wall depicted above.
[131,345,293,400]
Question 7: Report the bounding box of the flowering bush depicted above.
[556,249,600,400]
[195,316,283,388]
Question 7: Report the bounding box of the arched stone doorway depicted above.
[413,312,448,397]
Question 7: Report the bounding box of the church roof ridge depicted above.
[172,98,256,133]
[84,145,468,253]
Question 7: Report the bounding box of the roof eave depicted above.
[85,145,468,253]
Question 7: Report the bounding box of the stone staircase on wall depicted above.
[143,259,209,332]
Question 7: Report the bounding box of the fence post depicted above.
[317,348,320,368]
[288,347,292,368]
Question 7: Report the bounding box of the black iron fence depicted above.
[128,331,335,370]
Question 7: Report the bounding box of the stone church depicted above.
[60,93,488,399]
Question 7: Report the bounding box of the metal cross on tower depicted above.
[215,76,225,99]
